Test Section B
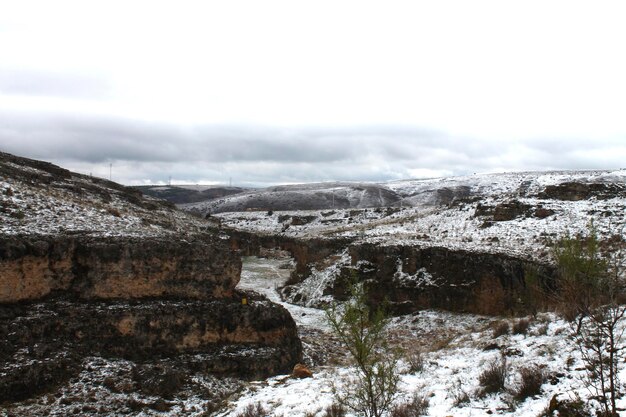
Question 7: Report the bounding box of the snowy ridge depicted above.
[216,170,626,260]
[181,182,400,214]
[0,157,211,237]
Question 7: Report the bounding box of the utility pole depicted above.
[109,163,112,181]
[168,176,172,186]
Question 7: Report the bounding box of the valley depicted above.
[1,152,625,416]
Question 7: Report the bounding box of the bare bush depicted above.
[532,323,549,336]
[512,318,531,335]
[235,402,268,417]
[539,393,590,417]
[322,402,346,417]
[406,351,424,373]
[450,379,470,407]
[492,321,510,338]
[390,393,430,417]
[576,305,626,416]
[514,365,546,401]
[478,355,508,396]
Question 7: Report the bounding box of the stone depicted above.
[292,363,313,379]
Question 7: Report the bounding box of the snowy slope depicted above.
[0,155,212,237]
[216,170,626,260]
[217,255,626,417]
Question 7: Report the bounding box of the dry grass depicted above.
[390,393,430,417]
[492,321,510,338]
[478,356,508,397]
[512,318,531,335]
[514,365,547,401]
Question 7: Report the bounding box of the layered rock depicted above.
[0,298,300,401]
[227,229,556,316]
[0,234,240,303]
[0,152,302,405]
[344,243,555,315]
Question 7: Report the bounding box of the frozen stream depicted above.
[238,256,331,332]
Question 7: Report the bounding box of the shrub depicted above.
[514,365,546,401]
[492,321,510,338]
[322,402,346,417]
[326,281,400,417]
[390,393,430,417]
[235,402,268,417]
[552,229,609,327]
[107,207,122,217]
[478,356,508,396]
[450,379,470,406]
[406,351,424,373]
[512,319,531,335]
[533,323,549,336]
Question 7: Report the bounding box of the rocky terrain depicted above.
[214,171,625,316]
[202,171,626,417]
[0,152,301,415]
[3,153,625,416]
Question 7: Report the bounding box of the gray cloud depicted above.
[0,109,624,186]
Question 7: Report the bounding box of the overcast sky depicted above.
[1,1,625,186]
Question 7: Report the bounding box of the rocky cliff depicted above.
[0,152,302,410]
[0,234,240,303]
[227,229,556,315]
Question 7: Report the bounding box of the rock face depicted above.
[227,230,555,316]
[538,182,626,201]
[226,228,353,279]
[0,234,241,303]
[345,243,555,315]
[0,152,302,406]
[0,298,300,401]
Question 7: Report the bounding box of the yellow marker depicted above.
[242,297,248,305]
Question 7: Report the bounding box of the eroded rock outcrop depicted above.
[227,230,556,316]
[0,152,302,406]
[344,243,555,315]
[0,298,300,401]
[0,234,240,303]
[538,181,626,201]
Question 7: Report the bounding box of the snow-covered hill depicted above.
[181,182,401,214]
[216,170,626,261]
[0,152,213,237]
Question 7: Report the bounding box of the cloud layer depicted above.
[1,110,624,186]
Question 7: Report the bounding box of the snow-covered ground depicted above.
[216,170,626,260]
[218,256,626,417]
[0,162,210,237]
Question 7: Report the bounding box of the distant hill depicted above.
[180,182,402,214]
[135,184,247,205]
